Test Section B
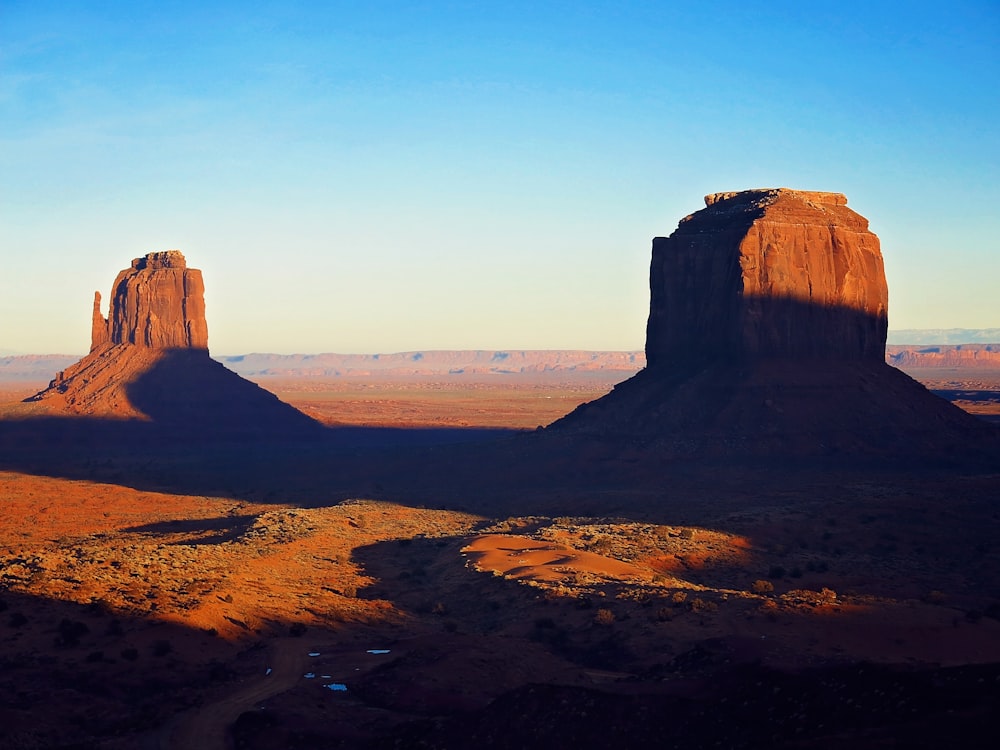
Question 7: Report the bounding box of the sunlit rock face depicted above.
[90,250,209,351]
[547,189,997,463]
[645,189,888,367]
[26,251,320,438]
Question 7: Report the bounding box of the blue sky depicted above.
[2,1,997,354]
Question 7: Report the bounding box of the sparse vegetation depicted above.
[594,608,615,625]
[8,612,27,628]
[56,618,90,647]
[689,598,716,614]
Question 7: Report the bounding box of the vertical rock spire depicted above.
[91,292,109,351]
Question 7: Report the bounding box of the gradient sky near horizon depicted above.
[2,1,998,355]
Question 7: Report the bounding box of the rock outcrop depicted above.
[551,188,998,464]
[26,251,320,439]
[90,250,209,350]
[646,189,887,367]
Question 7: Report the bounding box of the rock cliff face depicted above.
[26,251,319,438]
[646,189,888,367]
[91,250,209,350]
[552,189,997,463]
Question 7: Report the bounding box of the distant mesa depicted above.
[552,188,998,462]
[27,250,320,438]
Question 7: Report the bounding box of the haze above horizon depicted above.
[2,1,997,354]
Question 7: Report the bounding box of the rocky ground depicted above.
[1,376,999,748]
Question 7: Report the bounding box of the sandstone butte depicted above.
[91,250,208,351]
[26,250,319,438]
[551,188,996,461]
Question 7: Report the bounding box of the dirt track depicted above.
[154,639,307,750]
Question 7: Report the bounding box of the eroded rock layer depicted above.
[552,189,997,463]
[92,250,209,350]
[26,251,319,438]
[646,189,888,367]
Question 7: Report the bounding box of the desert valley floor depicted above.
[1,368,1000,748]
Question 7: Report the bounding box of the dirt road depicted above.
[154,638,307,750]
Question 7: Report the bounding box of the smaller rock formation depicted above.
[91,292,108,351]
[27,251,320,439]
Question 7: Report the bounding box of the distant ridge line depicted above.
[886,328,1000,345]
[3,338,1000,383]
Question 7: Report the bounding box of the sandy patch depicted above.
[461,534,652,584]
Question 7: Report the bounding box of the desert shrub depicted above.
[679,528,694,540]
[768,565,786,580]
[593,608,615,625]
[341,585,358,599]
[654,525,672,539]
[818,588,837,603]
[8,612,27,628]
[671,591,688,606]
[924,590,947,605]
[86,599,110,617]
[591,537,614,554]
[751,580,774,595]
[758,599,779,618]
[689,598,717,614]
[208,660,235,682]
[57,618,90,647]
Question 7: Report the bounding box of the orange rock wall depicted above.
[646,189,888,366]
[92,251,209,350]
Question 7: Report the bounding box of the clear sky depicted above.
[2,1,997,355]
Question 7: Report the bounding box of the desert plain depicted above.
[1,363,1000,749]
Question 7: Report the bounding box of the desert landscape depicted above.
[1,190,999,749]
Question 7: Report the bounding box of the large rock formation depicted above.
[646,189,887,366]
[27,251,320,439]
[92,250,209,351]
[551,188,997,464]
